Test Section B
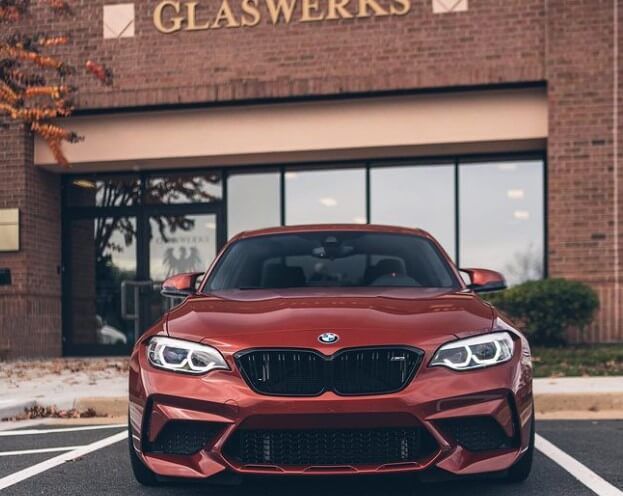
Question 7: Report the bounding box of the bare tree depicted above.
[93,174,221,261]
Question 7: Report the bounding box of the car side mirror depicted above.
[460,268,507,293]
[161,272,204,298]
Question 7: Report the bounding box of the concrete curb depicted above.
[73,397,128,418]
[0,397,126,421]
[4,394,623,421]
[534,393,623,414]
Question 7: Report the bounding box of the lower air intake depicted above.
[437,416,512,452]
[224,427,438,466]
[145,421,222,455]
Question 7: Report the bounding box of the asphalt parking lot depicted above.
[0,420,621,496]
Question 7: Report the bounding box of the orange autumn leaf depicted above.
[85,60,113,86]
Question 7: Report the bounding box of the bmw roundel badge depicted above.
[318,332,339,344]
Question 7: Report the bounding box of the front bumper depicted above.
[129,343,533,480]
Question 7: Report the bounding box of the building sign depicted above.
[153,0,411,33]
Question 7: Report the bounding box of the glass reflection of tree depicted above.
[94,174,220,263]
[145,174,221,205]
[504,243,543,285]
[96,217,136,266]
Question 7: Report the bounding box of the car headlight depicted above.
[147,336,229,375]
[430,332,515,371]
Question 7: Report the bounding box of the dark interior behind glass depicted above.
[206,232,458,291]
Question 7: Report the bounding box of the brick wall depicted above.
[15,0,546,108]
[547,0,622,342]
[0,121,62,359]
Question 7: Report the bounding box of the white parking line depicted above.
[536,434,623,496]
[0,424,126,437]
[0,446,84,457]
[0,430,127,491]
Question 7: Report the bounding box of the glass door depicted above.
[64,209,223,354]
[63,170,225,355]
[66,216,138,352]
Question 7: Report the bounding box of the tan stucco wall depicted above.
[35,88,547,171]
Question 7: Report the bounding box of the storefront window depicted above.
[146,171,222,204]
[459,160,544,285]
[371,164,456,260]
[227,172,281,238]
[285,168,366,225]
[68,217,137,347]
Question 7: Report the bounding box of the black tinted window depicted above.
[206,232,458,291]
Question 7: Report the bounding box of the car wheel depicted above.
[128,420,159,486]
[505,408,535,483]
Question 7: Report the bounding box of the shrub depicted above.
[485,278,599,346]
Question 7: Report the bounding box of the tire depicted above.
[128,420,160,486]
[506,408,535,483]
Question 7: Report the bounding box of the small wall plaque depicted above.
[103,3,135,39]
[0,209,19,252]
[432,0,468,14]
[0,268,11,286]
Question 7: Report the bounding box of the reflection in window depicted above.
[371,164,456,260]
[285,168,366,225]
[207,232,457,290]
[227,172,281,238]
[459,161,544,285]
[146,172,222,204]
[67,175,141,207]
[69,217,136,347]
[149,214,217,282]
[149,213,218,324]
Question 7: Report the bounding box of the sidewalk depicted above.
[1,358,622,420]
[533,376,623,419]
[0,358,127,419]
[533,376,623,394]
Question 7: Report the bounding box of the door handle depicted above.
[120,281,136,321]
[120,280,154,342]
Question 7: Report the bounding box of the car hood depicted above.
[164,288,496,354]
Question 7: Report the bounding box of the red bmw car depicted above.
[128,225,534,486]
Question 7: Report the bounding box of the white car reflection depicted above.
[96,315,128,345]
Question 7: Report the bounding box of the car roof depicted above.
[231,224,435,241]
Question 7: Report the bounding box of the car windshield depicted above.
[205,231,458,291]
